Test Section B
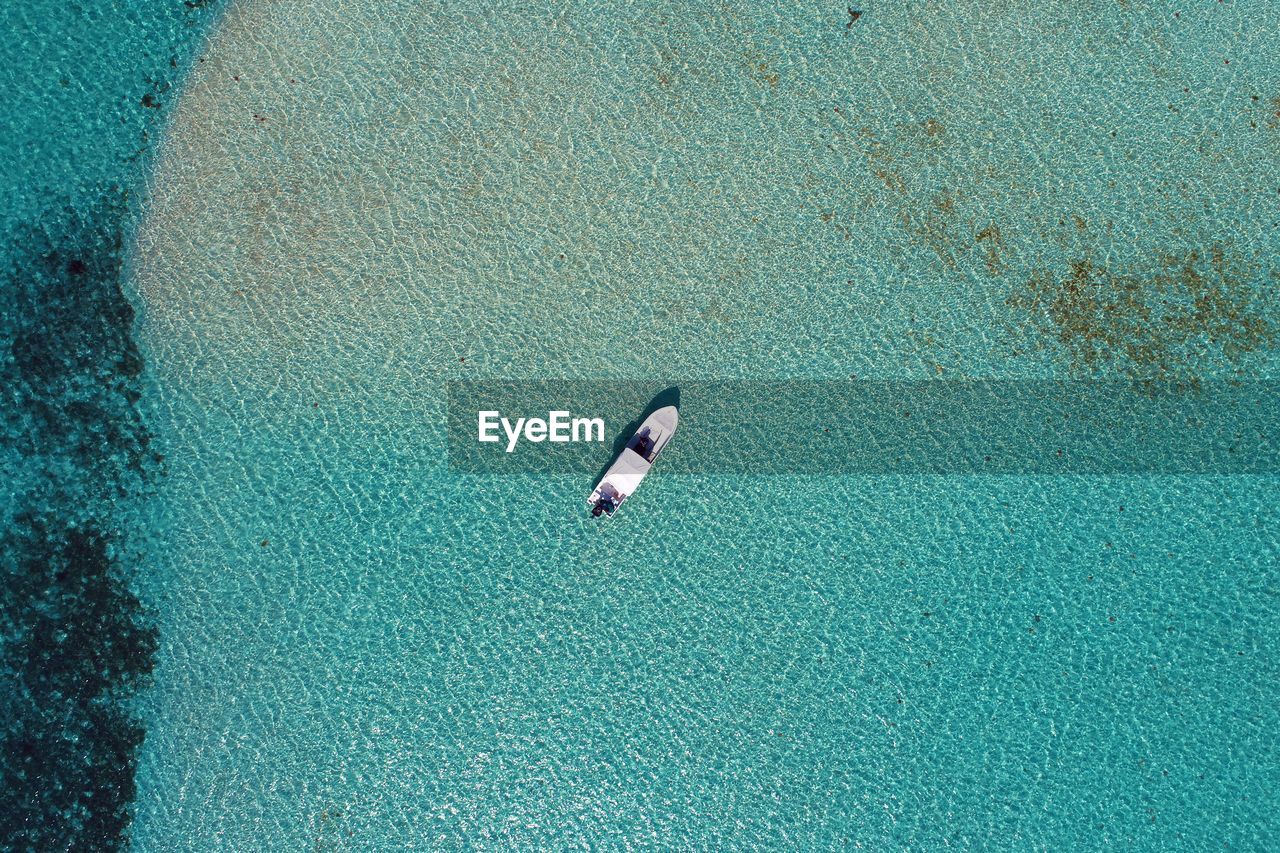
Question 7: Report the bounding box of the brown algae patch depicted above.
[900,190,961,270]
[1257,94,1280,131]
[846,118,1011,274]
[975,224,1005,276]
[1007,245,1277,376]
[856,127,909,195]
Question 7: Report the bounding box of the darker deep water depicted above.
[0,1,219,847]
[1,200,159,850]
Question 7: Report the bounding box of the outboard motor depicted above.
[591,502,604,517]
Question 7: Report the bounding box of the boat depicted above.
[587,405,679,517]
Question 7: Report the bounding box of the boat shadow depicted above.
[589,385,680,487]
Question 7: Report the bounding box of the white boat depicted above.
[588,405,679,517]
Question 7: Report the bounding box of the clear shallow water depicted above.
[21,0,1280,847]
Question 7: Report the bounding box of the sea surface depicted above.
[2,1,220,848]
[5,0,1280,849]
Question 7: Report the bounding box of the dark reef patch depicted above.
[1,521,156,850]
[1,198,161,851]
[2,198,156,479]
[1006,245,1278,377]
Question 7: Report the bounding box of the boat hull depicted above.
[587,405,678,516]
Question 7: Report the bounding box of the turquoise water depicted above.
[1,1,219,848]
[5,0,1280,848]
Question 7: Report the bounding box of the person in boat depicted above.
[592,494,616,517]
